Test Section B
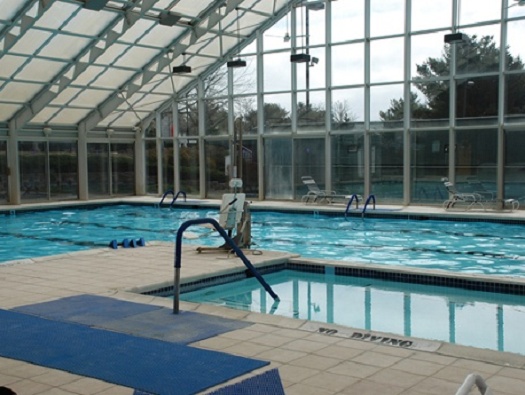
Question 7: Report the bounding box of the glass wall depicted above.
[332,134,364,197]
[87,143,110,198]
[19,142,47,202]
[504,129,525,200]
[49,142,78,200]
[0,141,6,203]
[264,138,292,200]
[205,140,230,198]
[145,140,158,194]
[161,140,174,193]
[179,139,199,195]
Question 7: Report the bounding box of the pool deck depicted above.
[1,198,525,394]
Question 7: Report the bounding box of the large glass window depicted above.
[371,83,404,128]
[332,133,364,196]
[264,52,291,92]
[177,95,198,137]
[411,81,450,127]
[504,129,525,200]
[234,96,258,135]
[459,0,501,25]
[161,140,174,193]
[331,0,364,42]
[160,107,173,138]
[19,142,47,202]
[411,130,449,203]
[145,140,158,194]
[370,0,405,37]
[179,139,199,195]
[411,0,451,32]
[110,143,134,196]
[204,98,228,136]
[264,137,292,199]
[370,131,404,202]
[456,76,498,126]
[331,43,364,87]
[370,37,404,83]
[454,27,501,75]
[233,55,257,95]
[295,138,325,197]
[455,129,497,191]
[237,139,258,198]
[0,141,7,203]
[263,94,291,133]
[49,142,78,200]
[88,143,110,198]
[297,91,326,132]
[504,74,525,123]
[205,140,230,198]
[332,88,364,130]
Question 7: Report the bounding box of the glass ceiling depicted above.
[0,0,292,130]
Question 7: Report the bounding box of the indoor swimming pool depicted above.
[1,204,525,276]
[180,268,525,355]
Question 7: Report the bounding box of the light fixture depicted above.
[43,127,52,137]
[509,0,525,7]
[291,53,311,63]
[283,32,290,42]
[83,0,109,11]
[172,53,192,73]
[444,32,467,44]
[227,8,246,69]
[106,128,114,137]
[310,56,319,66]
[159,11,181,26]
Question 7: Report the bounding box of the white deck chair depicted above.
[301,176,361,205]
[443,181,485,210]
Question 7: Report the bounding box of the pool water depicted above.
[180,269,525,355]
[1,204,525,276]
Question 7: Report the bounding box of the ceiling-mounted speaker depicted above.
[290,53,311,63]
[227,59,247,68]
[172,65,192,73]
[444,33,467,44]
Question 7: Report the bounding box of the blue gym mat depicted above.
[0,308,269,395]
[13,294,252,344]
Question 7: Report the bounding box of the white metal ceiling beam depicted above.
[79,0,233,131]
[9,0,152,132]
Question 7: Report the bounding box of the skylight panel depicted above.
[63,8,116,35]
[16,58,67,82]
[0,104,21,122]
[0,82,42,102]
[9,29,53,55]
[38,34,91,61]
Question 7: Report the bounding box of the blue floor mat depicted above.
[14,295,252,344]
[207,368,285,395]
[0,309,268,395]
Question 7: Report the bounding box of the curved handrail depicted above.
[344,194,360,218]
[170,190,187,207]
[159,190,174,205]
[362,195,376,216]
[159,190,187,207]
[173,218,279,314]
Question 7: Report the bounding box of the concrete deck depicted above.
[1,199,525,394]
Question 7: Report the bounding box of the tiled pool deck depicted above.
[1,198,525,394]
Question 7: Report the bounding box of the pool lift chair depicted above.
[195,178,252,254]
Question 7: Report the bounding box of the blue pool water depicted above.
[1,204,525,276]
[181,269,525,355]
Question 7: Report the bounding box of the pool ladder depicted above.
[345,194,376,218]
[160,190,186,207]
[172,218,279,314]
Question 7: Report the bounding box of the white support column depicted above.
[155,111,163,194]
[173,101,181,194]
[497,1,508,202]
[197,78,206,198]
[134,124,146,196]
[256,30,265,200]
[325,0,332,192]
[403,0,412,206]
[448,0,459,184]
[7,120,20,205]
[363,0,371,198]
[77,124,89,201]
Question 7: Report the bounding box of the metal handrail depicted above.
[160,190,174,205]
[344,194,360,218]
[455,374,493,395]
[362,195,376,215]
[160,190,187,207]
[173,218,279,314]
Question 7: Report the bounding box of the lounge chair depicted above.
[301,176,362,205]
[443,181,485,210]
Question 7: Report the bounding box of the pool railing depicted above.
[173,218,279,314]
[160,190,187,207]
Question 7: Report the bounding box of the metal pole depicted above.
[173,267,181,314]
